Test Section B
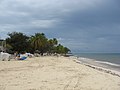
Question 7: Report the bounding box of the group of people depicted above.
[0,51,34,61]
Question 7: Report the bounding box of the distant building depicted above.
[0,39,6,52]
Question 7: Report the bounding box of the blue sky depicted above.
[0,0,120,53]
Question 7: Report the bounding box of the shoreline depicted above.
[71,56,120,77]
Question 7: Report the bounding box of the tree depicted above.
[47,38,58,54]
[6,32,29,53]
[30,33,48,55]
[5,31,71,55]
[55,44,71,55]
[64,47,71,54]
[55,44,64,54]
[52,38,58,45]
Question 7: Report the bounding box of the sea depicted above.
[73,53,120,72]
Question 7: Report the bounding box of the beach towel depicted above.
[19,56,27,60]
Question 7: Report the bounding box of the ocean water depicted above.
[74,53,120,72]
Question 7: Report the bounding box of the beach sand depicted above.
[0,56,120,90]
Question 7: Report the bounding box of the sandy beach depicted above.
[0,56,120,90]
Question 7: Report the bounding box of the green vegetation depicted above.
[5,32,71,55]
[6,32,29,53]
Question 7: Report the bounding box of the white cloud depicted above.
[31,19,60,28]
[0,24,16,31]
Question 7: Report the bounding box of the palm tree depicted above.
[52,38,58,46]
[47,38,58,54]
[30,33,48,55]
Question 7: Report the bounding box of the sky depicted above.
[0,0,120,53]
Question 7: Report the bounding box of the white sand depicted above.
[0,56,120,90]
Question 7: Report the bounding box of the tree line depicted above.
[4,32,70,55]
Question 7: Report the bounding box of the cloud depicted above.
[0,0,120,52]
[31,19,61,28]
